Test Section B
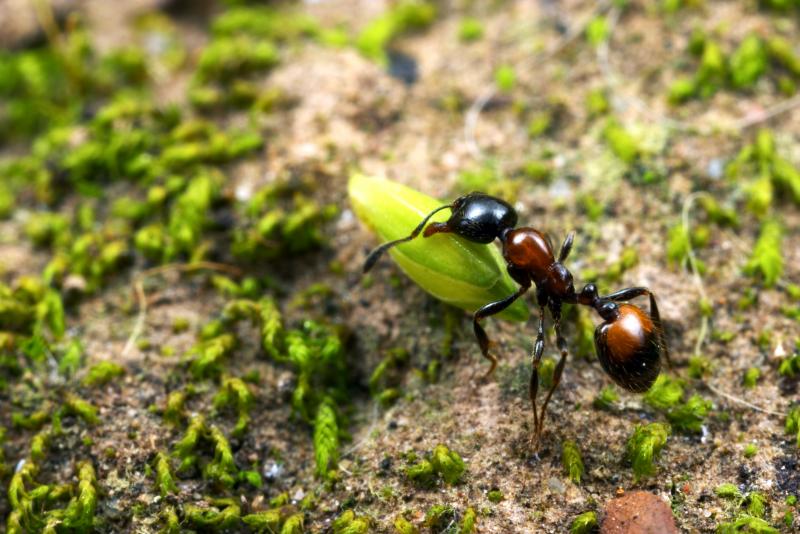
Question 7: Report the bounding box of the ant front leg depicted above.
[473,266,531,377]
[602,286,670,367]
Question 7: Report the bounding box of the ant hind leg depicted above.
[534,309,569,447]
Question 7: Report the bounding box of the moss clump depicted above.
[778,354,800,378]
[163,390,187,426]
[406,458,436,486]
[570,511,598,534]
[63,394,99,424]
[394,516,420,534]
[332,509,370,534]
[82,360,125,387]
[644,375,685,410]
[743,367,761,388]
[259,296,285,360]
[281,513,305,534]
[562,440,585,484]
[213,376,255,437]
[593,385,619,410]
[586,16,609,46]
[187,333,236,380]
[626,423,670,481]
[243,508,287,533]
[666,394,712,433]
[603,120,640,164]
[459,507,477,533]
[744,220,783,287]
[487,489,504,503]
[62,461,98,531]
[183,498,241,530]
[154,452,177,497]
[431,444,466,484]
[313,397,340,479]
[458,18,483,42]
[425,504,456,530]
[356,1,437,65]
[729,35,768,89]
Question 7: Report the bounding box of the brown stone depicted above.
[601,490,679,534]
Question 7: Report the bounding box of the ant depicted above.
[363,192,669,447]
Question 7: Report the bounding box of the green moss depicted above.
[187,333,236,380]
[744,443,758,458]
[743,367,761,388]
[688,355,713,379]
[626,423,670,481]
[767,36,800,77]
[570,511,598,534]
[730,35,767,88]
[716,515,778,534]
[586,88,610,116]
[62,461,97,531]
[494,65,516,92]
[716,483,743,500]
[82,360,125,387]
[406,458,436,486]
[194,37,279,84]
[333,510,370,534]
[744,220,783,287]
[356,1,436,65]
[64,394,99,424]
[281,513,304,534]
[458,18,484,42]
[586,16,609,46]
[184,498,241,529]
[243,509,284,533]
[164,390,187,426]
[431,444,466,484]
[394,516,419,534]
[643,375,685,410]
[561,440,584,484]
[778,355,800,378]
[604,120,640,164]
[425,504,455,530]
[213,376,255,437]
[12,405,52,430]
[260,296,285,360]
[487,489,504,503]
[204,425,238,488]
[458,507,477,533]
[313,397,339,478]
[154,452,177,497]
[160,505,180,534]
[593,385,619,410]
[666,394,711,433]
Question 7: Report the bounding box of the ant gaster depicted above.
[363,192,669,447]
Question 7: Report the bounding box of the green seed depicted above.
[349,174,528,321]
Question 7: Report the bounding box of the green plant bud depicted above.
[348,174,528,321]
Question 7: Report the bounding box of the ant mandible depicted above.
[363,192,669,447]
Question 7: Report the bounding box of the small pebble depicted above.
[601,491,678,534]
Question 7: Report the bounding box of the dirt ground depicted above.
[1,1,799,533]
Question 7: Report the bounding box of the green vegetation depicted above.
[570,511,598,534]
[406,444,466,486]
[561,440,585,484]
[626,423,670,481]
[356,1,437,65]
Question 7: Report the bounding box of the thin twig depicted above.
[121,262,243,357]
[682,192,710,358]
[702,380,788,417]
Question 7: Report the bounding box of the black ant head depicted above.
[441,192,518,244]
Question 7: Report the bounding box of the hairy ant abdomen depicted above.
[594,303,662,393]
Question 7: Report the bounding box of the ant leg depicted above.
[558,232,575,262]
[534,309,569,445]
[473,282,530,377]
[363,204,452,273]
[529,306,546,448]
[602,286,671,368]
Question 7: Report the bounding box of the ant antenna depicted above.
[362,204,452,273]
